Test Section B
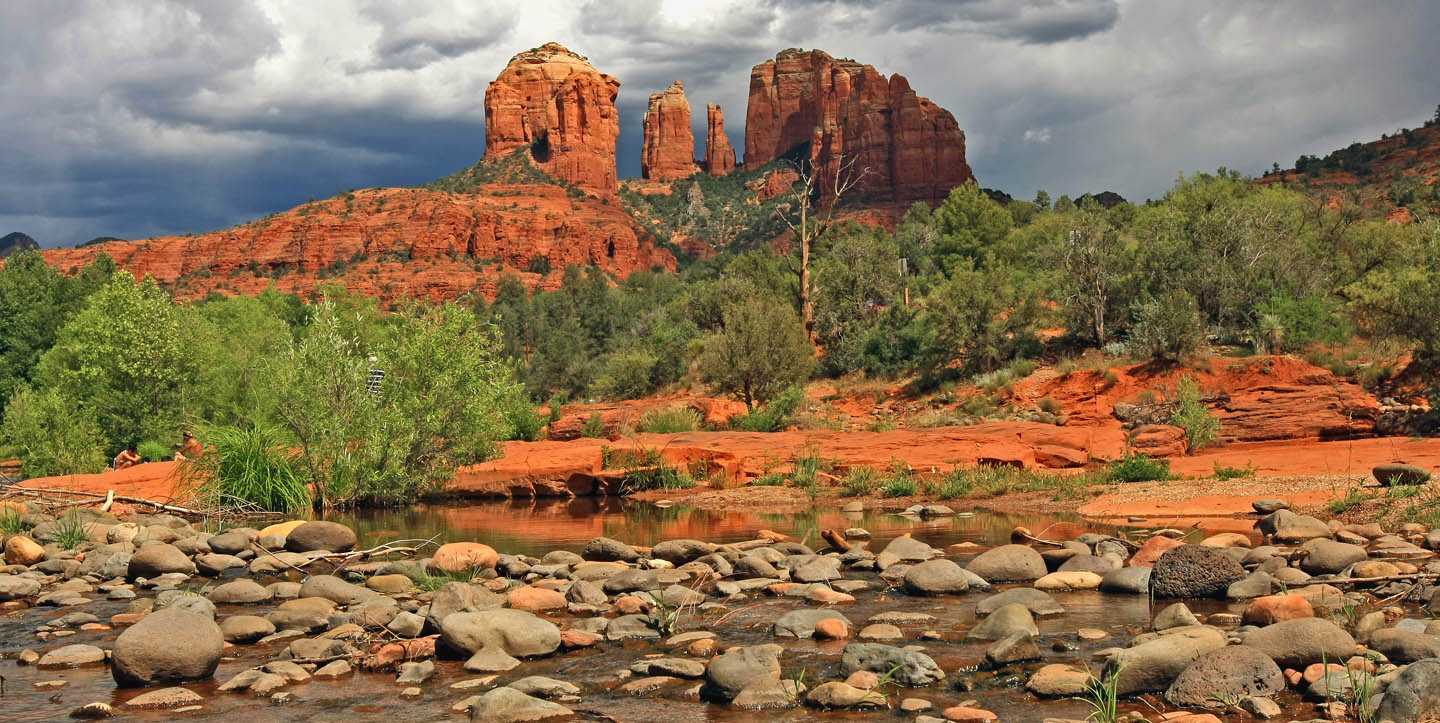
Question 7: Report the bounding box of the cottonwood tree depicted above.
[772,154,872,344]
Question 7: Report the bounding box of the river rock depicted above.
[652,539,714,565]
[112,608,223,687]
[299,574,377,605]
[805,681,886,709]
[284,521,355,553]
[1373,462,1431,486]
[965,544,1046,582]
[127,543,194,579]
[1375,658,1440,723]
[841,643,944,686]
[775,609,850,639]
[967,603,1038,641]
[508,586,568,612]
[975,587,1065,616]
[1057,554,1118,575]
[581,536,638,563]
[903,559,970,595]
[39,644,106,668]
[790,555,841,583]
[1298,538,1368,575]
[1241,617,1356,668]
[1151,545,1246,598]
[1251,498,1289,514]
[702,644,782,702]
[209,579,272,605]
[468,686,573,722]
[1034,570,1102,591]
[206,531,250,555]
[123,686,203,709]
[426,582,504,629]
[985,630,1042,665]
[430,542,499,573]
[1099,566,1151,595]
[1106,626,1227,695]
[1367,628,1440,664]
[602,569,660,595]
[219,615,275,643]
[1153,602,1200,630]
[1164,645,1284,707]
[877,535,939,566]
[1129,535,1185,566]
[1242,594,1314,625]
[439,609,561,672]
[1257,509,1332,542]
[5,534,44,565]
[0,573,41,601]
[1026,663,1090,697]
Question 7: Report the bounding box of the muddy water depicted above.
[2,502,1276,722]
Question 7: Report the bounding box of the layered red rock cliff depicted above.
[704,104,736,176]
[42,185,675,303]
[641,81,696,181]
[745,48,972,203]
[484,43,621,195]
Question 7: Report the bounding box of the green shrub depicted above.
[0,386,107,478]
[732,385,804,432]
[503,400,545,442]
[1106,453,1172,483]
[184,424,310,513]
[1212,460,1256,480]
[880,476,917,498]
[1037,396,1062,414]
[580,412,606,438]
[1251,295,1349,352]
[636,407,701,434]
[752,473,787,486]
[840,467,878,496]
[1169,376,1220,451]
[137,439,169,463]
[0,507,29,535]
[1128,291,1205,361]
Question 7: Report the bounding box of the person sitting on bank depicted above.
[113,443,141,470]
[174,431,203,461]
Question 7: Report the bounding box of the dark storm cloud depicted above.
[2,1,1439,247]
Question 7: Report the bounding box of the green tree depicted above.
[932,180,1013,273]
[700,297,812,411]
[1060,209,1128,345]
[1,386,107,478]
[34,271,188,448]
[1127,291,1206,361]
[923,261,1039,376]
[813,226,901,374]
[0,251,114,410]
[187,294,293,427]
[271,298,526,508]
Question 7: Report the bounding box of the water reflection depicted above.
[329,499,1117,558]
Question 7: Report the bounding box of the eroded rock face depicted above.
[484,42,621,195]
[704,104,737,176]
[641,81,695,181]
[744,48,972,203]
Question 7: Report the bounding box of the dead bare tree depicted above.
[773,154,873,344]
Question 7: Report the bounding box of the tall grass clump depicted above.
[841,466,879,496]
[0,506,30,536]
[136,439,170,462]
[186,425,311,513]
[636,406,702,434]
[51,511,91,550]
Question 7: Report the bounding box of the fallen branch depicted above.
[0,484,284,518]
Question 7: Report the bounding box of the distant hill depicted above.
[78,236,125,248]
[0,232,38,259]
[1259,111,1440,217]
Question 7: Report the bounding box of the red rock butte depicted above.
[484,42,622,195]
[704,104,737,176]
[745,48,972,203]
[641,81,696,181]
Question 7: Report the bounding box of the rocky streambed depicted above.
[1,500,1440,722]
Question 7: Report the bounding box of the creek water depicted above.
[1,500,1308,721]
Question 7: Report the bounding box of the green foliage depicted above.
[580,412,606,438]
[813,226,901,375]
[731,385,804,432]
[1077,664,1122,723]
[923,261,1040,378]
[932,180,1013,271]
[51,512,90,550]
[1251,294,1349,352]
[271,298,525,507]
[1128,291,1205,361]
[1106,453,1172,483]
[1328,487,1372,515]
[502,400,545,442]
[1347,232,1440,364]
[614,446,693,493]
[0,507,28,536]
[424,146,562,192]
[1169,376,1221,450]
[636,406,702,434]
[700,299,812,411]
[0,251,114,411]
[840,466,878,496]
[1212,460,1257,480]
[185,424,310,513]
[0,386,107,478]
[880,475,917,498]
[136,439,169,463]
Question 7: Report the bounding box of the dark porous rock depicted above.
[1241,617,1356,669]
[1373,462,1431,486]
[284,521,356,553]
[1164,645,1284,707]
[1151,545,1246,598]
[1375,658,1440,723]
[112,608,223,687]
[965,544,1047,582]
[841,643,944,686]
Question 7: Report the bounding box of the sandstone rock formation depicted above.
[484,43,621,194]
[43,184,675,303]
[703,104,736,176]
[744,48,972,203]
[641,81,695,181]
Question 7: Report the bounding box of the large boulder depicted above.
[1375,658,1440,723]
[112,608,223,687]
[4,534,45,565]
[1299,538,1368,575]
[1106,626,1227,695]
[1241,617,1356,669]
[425,582,505,630]
[438,609,561,672]
[965,545,1046,582]
[1367,629,1440,664]
[702,644,782,702]
[468,686,573,722]
[651,539,714,565]
[1164,645,1284,707]
[1151,545,1246,598]
[126,543,194,579]
[430,542,499,573]
[967,603,1038,641]
[903,559,970,595]
[1256,509,1332,542]
[840,643,944,686]
[1373,462,1431,486]
[284,521,356,553]
[581,536,638,563]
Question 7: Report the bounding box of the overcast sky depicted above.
[4,0,1438,247]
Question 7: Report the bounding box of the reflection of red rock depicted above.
[744,48,972,203]
[641,81,695,181]
[703,104,736,176]
[484,42,621,194]
[42,185,676,303]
